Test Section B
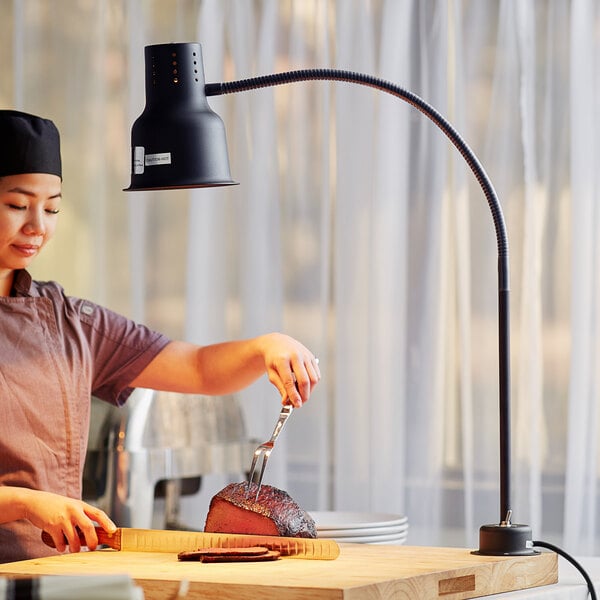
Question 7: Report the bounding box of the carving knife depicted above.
[42,527,340,560]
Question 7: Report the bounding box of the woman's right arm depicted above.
[0,486,116,553]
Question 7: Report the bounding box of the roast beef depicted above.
[178,546,280,562]
[204,482,317,538]
[199,550,280,563]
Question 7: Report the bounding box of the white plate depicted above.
[327,532,408,544]
[309,511,408,530]
[316,523,409,538]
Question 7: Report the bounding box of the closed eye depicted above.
[6,204,59,214]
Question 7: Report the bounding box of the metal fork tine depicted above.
[246,447,270,500]
[247,452,260,486]
[254,451,271,501]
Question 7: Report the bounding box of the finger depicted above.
[49,530,67,553]
[292,360,320,406]
[314,356,321,379]
[63,522,81,554]
[306,356,321,387]
[283,370,302,408]
[77,520,99,551]
[85,506,117,535]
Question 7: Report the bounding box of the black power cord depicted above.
[533,540,597,599]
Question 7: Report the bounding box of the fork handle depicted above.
[269,405,293,442]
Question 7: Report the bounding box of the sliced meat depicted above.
[177,546,271,561]
[204,482,317,538]
[199,550,281,563]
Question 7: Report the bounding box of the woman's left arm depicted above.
[130,333,320,407]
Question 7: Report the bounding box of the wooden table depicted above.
[0,544,558,599]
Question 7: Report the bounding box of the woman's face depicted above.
[0,173,62,272]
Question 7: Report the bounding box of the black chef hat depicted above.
[0,110,62,179]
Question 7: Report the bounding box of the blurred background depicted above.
[1,0,598,553]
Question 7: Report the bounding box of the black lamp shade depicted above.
[124,42,237,191]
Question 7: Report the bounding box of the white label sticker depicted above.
[133,146,145,174]
[145,152,172,166]
[81,304,94,316]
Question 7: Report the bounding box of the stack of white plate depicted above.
[309,512,409,545]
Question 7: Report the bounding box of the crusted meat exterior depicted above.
[204,482,317,538]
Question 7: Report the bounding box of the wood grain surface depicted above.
[0,543,558,600]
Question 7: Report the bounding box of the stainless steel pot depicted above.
[84,389,255,528]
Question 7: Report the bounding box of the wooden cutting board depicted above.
[0,543,557,599]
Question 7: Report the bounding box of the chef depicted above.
[0,110,321,563]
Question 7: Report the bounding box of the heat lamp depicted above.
[124,42,537,556]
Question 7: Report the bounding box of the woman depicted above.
[0,110,320,563]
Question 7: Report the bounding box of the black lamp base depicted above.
[473,523,539,556]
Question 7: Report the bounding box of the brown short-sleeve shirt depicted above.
[0,270,170,562]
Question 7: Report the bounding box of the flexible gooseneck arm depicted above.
[206,69,512,530]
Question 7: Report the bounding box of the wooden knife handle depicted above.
[41,526,121,549]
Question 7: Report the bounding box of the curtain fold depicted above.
[565,0,600,554]
[2,0,599,552]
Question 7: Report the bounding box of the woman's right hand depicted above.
[0,486,117,553]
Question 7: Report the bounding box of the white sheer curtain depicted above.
[2,0,600,553]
